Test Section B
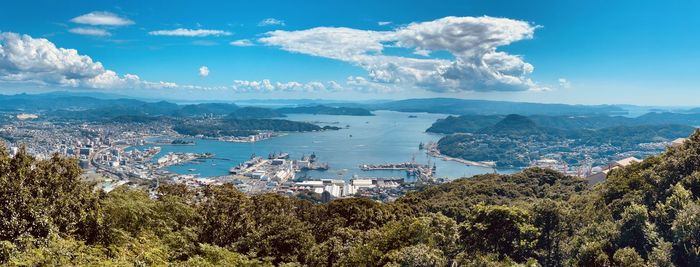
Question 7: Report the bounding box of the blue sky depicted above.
[1,0,699,105]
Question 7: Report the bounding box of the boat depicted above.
[188,168,196,172]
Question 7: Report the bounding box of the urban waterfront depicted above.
[130,110,513,179]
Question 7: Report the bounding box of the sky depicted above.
[0,0,699,105]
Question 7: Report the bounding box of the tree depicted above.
[198,184,253,249]
[613,247,645,267]
[0,145,100,243]
[652,183,692,239]
[617,203,657,259]
[383,244,448,267]
[671,201,700,265]
[460,204,538,261]
[532,199,566,266]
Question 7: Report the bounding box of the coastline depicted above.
[424,142,496,168]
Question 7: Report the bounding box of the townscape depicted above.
[4,2,700,265]
[1,104,692,205]
[0,111,440,202]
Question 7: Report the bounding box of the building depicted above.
[586,156,641,185]
[671,138,687,147]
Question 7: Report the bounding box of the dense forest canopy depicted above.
[3,130,700,265]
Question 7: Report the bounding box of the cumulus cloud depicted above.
[0,32,175,90]
[378,21,392,26]
[199,66,209,77]
[70,11,134,26]
[0,31,381,96]
[258,18,285,26]
[230,79,344,93]
[259,16,542,93]
[148,28,232,37]
[69,27,111,37]
[230,39,254,46]
[558,78,571,89]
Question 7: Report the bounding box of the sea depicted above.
[129,110,515,180]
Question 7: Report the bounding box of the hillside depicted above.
[435,114,694,167]
[478,114,547,136]
[364,98,626,116]
[226,107,284,119]
[173,118,327,137]
[426,115,503,134]
[277,105,374,116]
[427,113,700,134]
[3,131,700,265]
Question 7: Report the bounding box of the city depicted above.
[2,1,700,265]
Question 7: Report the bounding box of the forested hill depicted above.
[428,112,700,134]
[276,105,374,116]
[434,113,694,167]
[3,131,700,265]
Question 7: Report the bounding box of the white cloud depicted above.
[148,28,232,37]
[230,79,344,93]
[378,21,392,26]
[0,32,175,90]
[230,39,254,46]
[69,27,111,37]
[199,66,209,77]
[70,11,134,26]
[258,18,285,27]
[558,78,571,89]
[259,16,542,93]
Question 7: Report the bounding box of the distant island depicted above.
[359,98,627,116]
[227,106,285,119]
[276,105,374,116]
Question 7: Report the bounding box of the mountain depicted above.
[426,115,504,134]
[478,114,547,136]
[362,98,627,116]
[434,114,694,167]
[175,103,239,116]
[276,105,373,116]
[636,112,700,126]
[226,107,284,119]
[428,113,700,135]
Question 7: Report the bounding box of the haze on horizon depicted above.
[1,0,699,106]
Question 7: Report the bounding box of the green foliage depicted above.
[198,184,253,249]
[6,130,700,265]
[613,247,645,267]
[460,204,538,261]
[0,145,100,242]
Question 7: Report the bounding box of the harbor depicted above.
[123,111,507,179]
[359,161,437,182]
